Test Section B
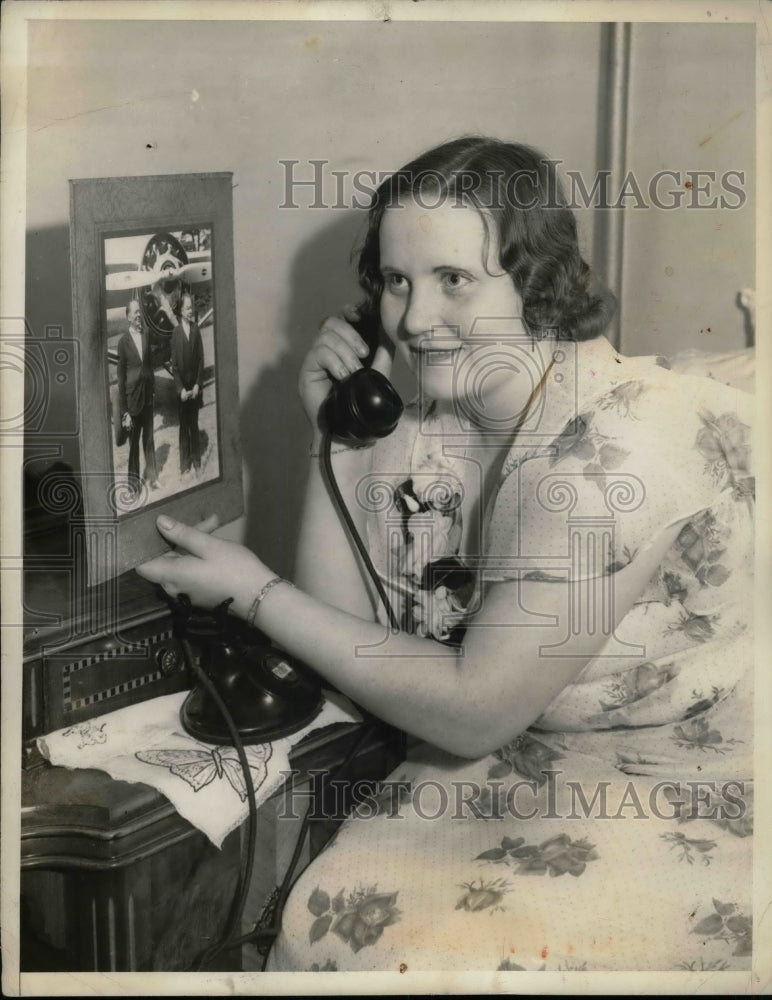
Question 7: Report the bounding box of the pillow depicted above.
[669,347,755,395]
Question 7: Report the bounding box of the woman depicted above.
[139,138,754,972]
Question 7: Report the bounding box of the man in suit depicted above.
[170,292,204,476]
[117,299,158,494]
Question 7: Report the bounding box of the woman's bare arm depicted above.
[142,512,684,758]
[293,447,379,621]
[249,516,683,757]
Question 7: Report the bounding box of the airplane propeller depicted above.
[105,259,211,292]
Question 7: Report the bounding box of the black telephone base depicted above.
[180,647,324,746]
[167,594,325,745]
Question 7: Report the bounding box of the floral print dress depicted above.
[267,334,754,973]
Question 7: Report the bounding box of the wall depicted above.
[25,17,602,574]
[620,23,755,356]
[25,18,755,575]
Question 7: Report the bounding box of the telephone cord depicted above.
[178,633,259,972]
[320,432,401,630]
[229,718,379,970]
[181,627,379,972]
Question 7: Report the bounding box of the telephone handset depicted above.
[322,313,404,444]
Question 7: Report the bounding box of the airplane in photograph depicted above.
[105,230,213,372]
[106,229,214,446]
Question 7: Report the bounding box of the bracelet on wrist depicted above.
[246,576,295,628]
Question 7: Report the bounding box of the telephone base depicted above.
[180,648,324,745]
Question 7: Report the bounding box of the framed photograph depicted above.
[70,173,243,584]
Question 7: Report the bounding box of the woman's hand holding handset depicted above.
[298,304,394,442]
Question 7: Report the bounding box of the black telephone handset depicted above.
[322,314,404,444]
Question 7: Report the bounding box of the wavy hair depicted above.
[356,136,615,341]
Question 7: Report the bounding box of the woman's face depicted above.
[378,198,537,420]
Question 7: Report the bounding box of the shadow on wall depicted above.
[24,224,81,477]
[240,210,365,578]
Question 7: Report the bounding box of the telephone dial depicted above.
[175,313,404,745]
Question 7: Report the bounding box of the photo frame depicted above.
[70,173,243,585]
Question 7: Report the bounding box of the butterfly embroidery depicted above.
[135,743,272,800]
